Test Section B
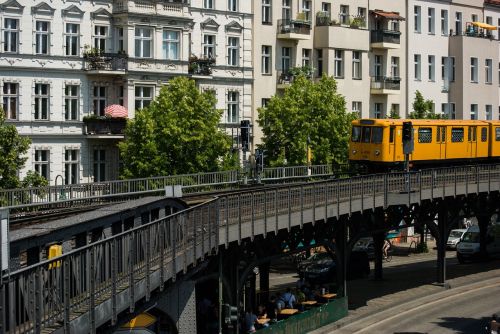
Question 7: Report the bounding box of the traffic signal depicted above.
[402,121,413,142]
[222,304,238,324]
[240,120,250,151]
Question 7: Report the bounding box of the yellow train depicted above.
[349,119,500,172]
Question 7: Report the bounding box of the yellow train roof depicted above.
[352,119,500,126]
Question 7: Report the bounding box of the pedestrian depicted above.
[265,295,278,322]
[383,239,391,259]
[491,314,499,334]
[244,308,258,333]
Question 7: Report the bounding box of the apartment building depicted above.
[408,0,500,120]
[252,0,407,145]
[0,0,252,184]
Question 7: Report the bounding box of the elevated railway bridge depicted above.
[2,164,500,333]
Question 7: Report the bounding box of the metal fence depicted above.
[2,164,500,333]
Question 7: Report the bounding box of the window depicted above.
[227,37,239,66]
[228,0,237,11]
[64,149,79,185]
[455,12,462,34]
[418,128,432,143]
[358,7,367,27]
[362,127,371,143]
[471,14,478,23]
[34,83,49,120]
[371,127,383,143]
[135,27,152,58]
[118,86,124,106]
[34,150,49,180]
[391,104,399,118]
[322,2,331,15]
[262,45,271,74]
[93,26,108,51]
[135,86,153,110]
[262,0,272,24]
[471,104,478,120]
[374,55,383,78]
[116,27,124,52]
[352,51,361,79]
[470,57,478,82]
[451,128,464,142]
[203,34,216,58]
[391,57,399,77]
[351,126,361,142]
[450,103,456,119]
[316,49,323,76]
[4,18,19,53]
[374,103,383,119]
[334,50,344,78]
[414,6,421,32]
[2,83,18,119]
[261,98,270,108]
[282,0,291,21]
[302,48,311,68]
[163,30,179,60]
[281,47,291,72]
[227,91,239,123]
[414,54,421,80]
[481,127,488,142]
[441,10,448,35]
[93,149,106,182]
[93,86,106,116]
[468,126,477,142]
[428,8,435,34]
[340,5,349,25]
[486,104,492,120]
[390,127,395,143]
[65,85,79,121]
[35,21,49,55]
[352,101,362,116]
[450,57,455,81]
[496,128,500,141]
[428,55,435,81]
[441,57,448,81]
[65,23,79,56]
[486,59,493,84]
[437,126,446,142]
[302,0,311,21]
[204,0,214,9]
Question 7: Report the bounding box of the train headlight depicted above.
[352,150,357,155]
[374,150,380,156]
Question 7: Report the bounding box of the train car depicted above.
[349,119,500,172]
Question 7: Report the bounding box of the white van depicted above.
[456,224,500,263]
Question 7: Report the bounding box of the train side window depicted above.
[451,127,464,142]
[362,127,371,143]
[481,128,488,142]
[468,126,477,142]
[371,127,383,143]
[496,127,500,141]
[418,128,432,143]
[389,127,395,143]
[351,126,361,142]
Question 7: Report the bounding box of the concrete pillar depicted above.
[333,217,347,297]
[436,208,448,284]
[156,280,197,334]
[372,232,385,280]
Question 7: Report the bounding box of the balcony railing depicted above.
[188,56,215,76]
[371,76,401,90]
[278,19,311,35]
[83,53,128,72]
[83,117,127,135]
[370,30,401,44]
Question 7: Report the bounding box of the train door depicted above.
[388,126,396,161]
[468,126,477,158]
[437,126,446,159]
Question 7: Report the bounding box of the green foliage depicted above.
[119,77,236,178]
[0,110,31,189]
[388,107,401,119]
[258,74,356,167]
[409,91,446,119]
[21,170,48,188]
[415,241,429,253]
[288,66,314,78]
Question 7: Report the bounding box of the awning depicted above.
[372,10,405,21]
[472,21,497,30]
[104,104,128,118]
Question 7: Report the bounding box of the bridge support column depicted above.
[259,262,270,304]
[27,246,40,265]
[436,205,448,285]
[372,232,385,281]
[333,217,347,297]
[74,232,87,248]
[156,280,197,334]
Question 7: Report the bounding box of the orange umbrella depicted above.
[104,104,128,118]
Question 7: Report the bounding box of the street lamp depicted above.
[54,175,66,201]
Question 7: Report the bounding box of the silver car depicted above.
[447,229,467,249]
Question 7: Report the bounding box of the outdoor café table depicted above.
[279,309,299,316]
[301,301,318,306]
[322,293,337,300]
[257,318,270,326]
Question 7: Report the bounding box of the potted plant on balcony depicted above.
[350,16,365,29]
[83,45,105,70]
[316,11,330,26]
[330,18,340,26]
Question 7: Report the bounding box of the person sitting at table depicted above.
[256,304,270,328]
[296,287,306,311]
[275,292,286,311]
[265,295,278,322]
[245,309,258,333]
[281,287,297,309]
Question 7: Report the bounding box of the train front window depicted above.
[351,126,361,142]
[371,127,383,143]
[362,127,371,143]
[496,127,500,141]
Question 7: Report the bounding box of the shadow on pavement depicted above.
[433,316,491,334]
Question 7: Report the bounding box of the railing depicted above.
[188,57,215,75]
[450,28,494,39]
[83,117,127,135]
[370,29,401,44]
[371,76,401,90]
[83,53,128,72]
[2,165,500,332]
[277,19,311,35]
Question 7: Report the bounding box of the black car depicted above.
[297,252,331,276]
[302,251,370,285]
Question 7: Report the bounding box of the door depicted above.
[437,126,446,159]
[388,126,396,161]
[468,126,477,158]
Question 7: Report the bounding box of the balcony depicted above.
[83,117,127,138]
[370,30,401,49]
[276,67,313,89]
[188,56,215,76]
[370,76,401,95]
[277,19,311,40]
[314,18,369,50]
[83,52,128,75]
[113,0,189,16]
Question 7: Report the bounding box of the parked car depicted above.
[301,250,370,284]
[353,237,375,259]
[446,229,467,249]
[297,252,330,276]
[456,224,500,263]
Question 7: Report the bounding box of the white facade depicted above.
[0,0,253,184]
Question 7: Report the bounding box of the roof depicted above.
[371,10,405,21]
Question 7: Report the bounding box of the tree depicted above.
[409,90,445,119]
[0,111,30,189]
[119,77,235,178]
[257,74,356,166]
